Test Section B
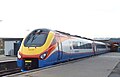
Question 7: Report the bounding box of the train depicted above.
[17,28,110,71]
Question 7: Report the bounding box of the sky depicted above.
[0,0,120,39]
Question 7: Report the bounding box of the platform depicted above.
[0,55,17,72]
[7,52,120,77]
[0,55,16,63]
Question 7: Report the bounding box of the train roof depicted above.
[32,28,107,42]
[34,28,51,32]
[55,30,93,41]
[55,30,70,35]
[94,41,106,45]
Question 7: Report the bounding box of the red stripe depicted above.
[20,43,57,59]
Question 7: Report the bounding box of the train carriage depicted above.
[17,28,110,71]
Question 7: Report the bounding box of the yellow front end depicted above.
[18,31,55,59]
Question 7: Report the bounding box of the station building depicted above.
[0,38,23,56]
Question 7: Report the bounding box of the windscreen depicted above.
[24,29,50,47]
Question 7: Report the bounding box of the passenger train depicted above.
[17,28,110,71]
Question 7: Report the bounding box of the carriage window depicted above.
[97,44,106,48]
[86,43,92,49]
[73,42,92,49]
[73,41,79,49]
[51,38,57,45]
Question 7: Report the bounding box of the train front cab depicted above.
[17,29,63,71]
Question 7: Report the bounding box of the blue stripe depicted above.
[38,51,94,67]
[17,50,108,70]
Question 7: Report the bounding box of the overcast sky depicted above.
[0,0,120,39]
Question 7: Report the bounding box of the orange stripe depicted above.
[45,43,57,59]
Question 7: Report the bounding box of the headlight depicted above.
[18,52,21,59]
[40,52,47,59]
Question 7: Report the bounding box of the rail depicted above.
[0,68,21,76]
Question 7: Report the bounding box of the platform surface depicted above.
[8,52,120,77]
[0,55,16,63]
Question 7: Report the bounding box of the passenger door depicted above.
[57,42,63,61]
[92,42,97,55]
[57,36,63,61]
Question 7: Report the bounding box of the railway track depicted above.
[0,68,21,76]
